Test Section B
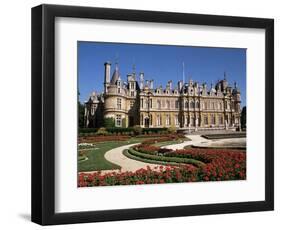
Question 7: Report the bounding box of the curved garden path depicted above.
[104,143,161,172]
[164,135,212,150]
[164,135,246,150]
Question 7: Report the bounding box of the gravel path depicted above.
[104,143,161,172]
[163,135,246,150]
[163,135,212,150]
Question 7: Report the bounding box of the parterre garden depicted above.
[78,128,246,187]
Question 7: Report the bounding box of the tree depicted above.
[241,106,246,129]
[104,117,115,128]
[78,101,85,128]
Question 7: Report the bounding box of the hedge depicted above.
[128,148,205,167]
[123,150,184,167]
[79,127,168,135]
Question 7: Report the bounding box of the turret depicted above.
[104,61,111,93]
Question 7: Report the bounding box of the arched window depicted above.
[196,101,200,108]
[166,100,170,109]
[185,101,189,109]
[149,114,153,126]
[190,101,195,109]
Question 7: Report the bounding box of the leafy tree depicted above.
[241,106,246,129]
[104,117,115,128]
[78,101,85,128]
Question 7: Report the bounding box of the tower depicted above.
[104,62,111,93]
[139,72,144,90]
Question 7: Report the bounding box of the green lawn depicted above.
[78,138,146,172]
[78,136,189,172]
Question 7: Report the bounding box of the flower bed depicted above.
[79,135,130,143]
[133,145,246,182]
[78,134,246,187]
[78,165,198,186]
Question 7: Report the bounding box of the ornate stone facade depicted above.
[84,62,241,131]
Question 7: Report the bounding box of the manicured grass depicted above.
[78,136,189,172]
[78,137,151,172]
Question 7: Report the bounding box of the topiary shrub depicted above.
[133,125,142,135]
[167,126,177,134]
[96,127,108,136]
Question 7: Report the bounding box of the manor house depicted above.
[84,62,241,131]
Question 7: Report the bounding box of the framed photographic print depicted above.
[31,4,274,225]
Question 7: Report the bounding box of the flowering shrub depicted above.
[132,145,246,182]
[78,165,198,187]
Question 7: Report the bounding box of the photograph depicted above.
[77,42,247,187]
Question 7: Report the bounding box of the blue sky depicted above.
[78,42,246,107]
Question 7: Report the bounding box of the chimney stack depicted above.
[178,80,183,91]
[150,80,154,89]
[139,72,144,90]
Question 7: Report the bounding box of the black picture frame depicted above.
[31,4,274,225]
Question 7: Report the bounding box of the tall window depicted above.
[175,100,179,109]
[204,116,208,125]
[117,88,121,94]
[157,114,161,126]
[219,115,223,125]
[205,102,208,110]
[219,102,222,110]
[185,116,188,126]
[149,98,153,108]
[116,115,122,127]
[149,114,153,126]
[166,100,170,109]
[175,115,179,126]
[117,98,122,110]
[166,115,170,126]
[130,91,135,97]
[140,114,143,126]
[211,114,215,125]
[190,101,195,109]
[145,99,149,109]
[196,101,200,109]
[157,100,161,109]
[185,101,188,109]
[141,98,144,108]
